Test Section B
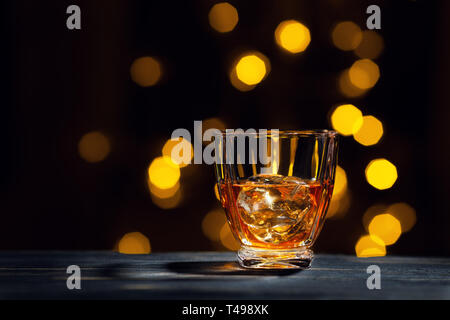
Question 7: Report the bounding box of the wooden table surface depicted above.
[0,251,448,299]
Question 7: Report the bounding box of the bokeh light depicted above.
[235,53,269,86]
[78,131,111,163]
[130,56,162,87]
[327,166,349,219]
[203,117,226,132]
[362,204,388,232]
[330,104,363,136]
[203,118,227,145]
[275,20,311,54]
[162,138,193,168]
[354,31,384,59]
[349,59,380,90]
[148,156,181,190]
[353,115,384,146]
[326,191,351,219]
[230,51,270,91]
[229,67,256,92]
[202,208,227,242]
[208,2,239,33]
[387,203,417,233]
[338,69,368,98]
[220,223,240,250]
[151,189,182,209]
[368,214,402,245]
[214,183,221,201]
[148,181,180,199]
[332,165,348,199]
[118,232,151,254]
[355,234,386,258]
[365,159,398,190]
[331,21,362,51]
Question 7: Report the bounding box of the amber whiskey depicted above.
[219,175,333,250]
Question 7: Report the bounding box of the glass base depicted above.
[237,246,313,269]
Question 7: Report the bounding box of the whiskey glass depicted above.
[214,130,338,269]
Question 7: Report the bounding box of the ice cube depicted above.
[247,174,284,185]
[237,174,313,243]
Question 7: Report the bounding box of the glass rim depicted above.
[216,129,338,138]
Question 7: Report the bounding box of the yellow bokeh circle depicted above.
[236,55,266,85]
[118,232,151,254]
[220,223,240,250]
[365,159,398,190]
[355,234,386,258]
[235,53,269,86]
[331,21,362,51]
[355,31,384,59]
[353,115,384,146]
[148,156,181,190]
[368,214,402,245]
[332,166,348,199]
[202,209,227,242]
[162,138,193,168]
[78,131,111,163]
[275,20,311,54]
[387,203,417,233]
[349,59,380,90]
[338,69,368,98]
[208,2,239,33]
[130,57,162,87]
[330,104,363,136]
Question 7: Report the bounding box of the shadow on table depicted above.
[166,261,301,276]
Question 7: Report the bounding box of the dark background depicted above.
[0,0,448,256]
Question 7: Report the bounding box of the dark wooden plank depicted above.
[0,252,448,299]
